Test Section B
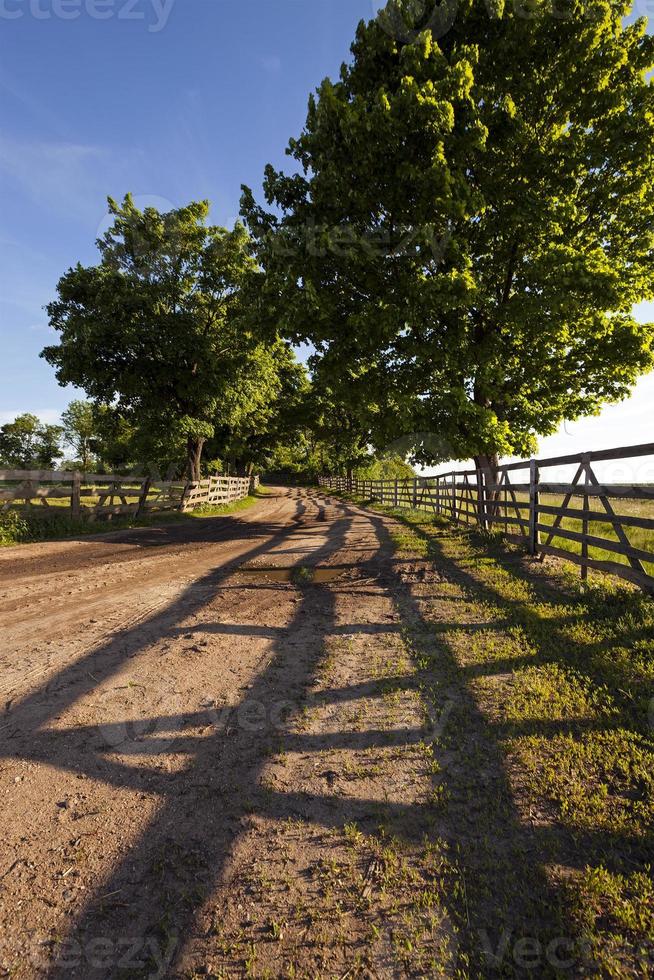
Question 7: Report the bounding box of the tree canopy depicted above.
[242,0,654,472]
[43,195,270,479]
[0,414,63,470]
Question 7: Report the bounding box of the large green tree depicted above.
[43,195,261,480]
[0,414,63,469]
[243,0,654,476]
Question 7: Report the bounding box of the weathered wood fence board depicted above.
[319,443,654,594]
[0,470,258,521]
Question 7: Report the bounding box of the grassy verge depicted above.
[324,484,654,578]
[0,490,267,547]
[327,488,654,975]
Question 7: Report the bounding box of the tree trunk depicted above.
[187,436,205,482]
[474,452,500,529]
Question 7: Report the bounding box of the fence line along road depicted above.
[0,470,258,521]
[319,443,654,595]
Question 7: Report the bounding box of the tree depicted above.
[206,339,309,475]
[0,414,63,469]
[355,454,416,481]
[43,195,260,480]
[89,405,139,474]
[243,0,654,479]
[61,400,97,470]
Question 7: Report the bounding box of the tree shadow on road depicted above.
[3,493,646,977]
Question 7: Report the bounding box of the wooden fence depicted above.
[319,443,654,594]
[0,470,257,522]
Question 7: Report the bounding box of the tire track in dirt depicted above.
[0,491,303,707]
[0,489,456,979]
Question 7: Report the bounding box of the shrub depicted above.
[0,508,88,545]
[0,510,31,544]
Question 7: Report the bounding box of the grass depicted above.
[336,483,654,579]
[326,488,654,975]
[0,491,265,546]
[506,491,654,577]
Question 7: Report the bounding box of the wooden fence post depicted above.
[179,480,193,512]
[477,466,486,531]
[394,479,399,508]
[581,454,590,581]
[412,478,418,510]
[136,476,151,518]
[71,471,81,520]
[528,460,539,556]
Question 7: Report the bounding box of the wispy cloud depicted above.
[261,55,282,74]
[0,136,108,219]
[0,134,152,228]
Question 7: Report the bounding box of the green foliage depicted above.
[0,510,30,545]
[0,508,87,544]
[266,432,323,478]
[0,492,264,547]
[90,404,140,474]
[244,0,654,465]
[43,195,263,479]
[354,454,416,481]
[0,413,63,469]
[206,337,309,474]
[61,399,97,470]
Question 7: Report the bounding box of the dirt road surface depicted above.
[0,488,461,978]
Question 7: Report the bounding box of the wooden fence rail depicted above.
[319,443,654,594]
[0,470,257,522]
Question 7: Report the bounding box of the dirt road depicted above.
[4,486,642,977]
[0,488,457,978]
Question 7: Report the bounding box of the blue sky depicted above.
[1,0,652,467]
[0,0,375,416]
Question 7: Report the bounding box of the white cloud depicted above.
[633,299,654,323]
[423,369,654,481]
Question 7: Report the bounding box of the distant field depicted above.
[498,491,654,577]
[364,481,654,581]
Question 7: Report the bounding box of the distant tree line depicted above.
[0,394,415,482]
